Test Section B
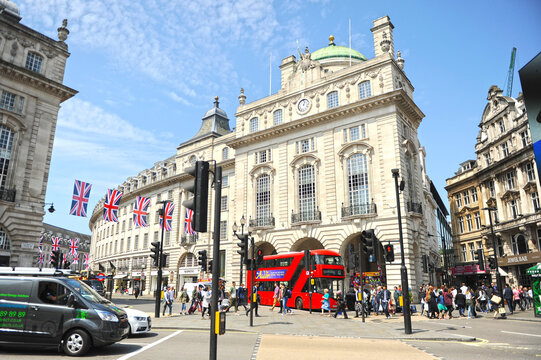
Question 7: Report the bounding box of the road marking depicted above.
[116,330,183,360]
[501,330,541,338]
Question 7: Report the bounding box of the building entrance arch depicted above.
[176,252,199,289]
[340,232,386,288]
[254,241,277,256]
[290,237,324,252]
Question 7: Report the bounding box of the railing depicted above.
[291,210,321,224]
[407,201,423,214]
[0,188,16,202]
[180,234,198,245]
[249,216,275,228]
[341,203,377,218]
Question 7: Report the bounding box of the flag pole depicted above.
[269,51,272,96]
[349,17,352,67]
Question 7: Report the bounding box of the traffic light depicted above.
[208,259,213,273]
[488,257,496,269]
[161,253,168,268]
[422,254,428,273]
[198,250,207,272]
[304,249,311,271]
[51,250,61,269]
[384,244,395,262]
[183,161,210,233]
[150,241,160,267]
[256,249,264,267]
[362,229,376,262]
[237,235,248,263]
[475,249,485,271]
[63,259,71,269]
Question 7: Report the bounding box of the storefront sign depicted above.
[20,243,34,249]
[178,267,200,275]
[498,251,541,267]
[451,265,487,275]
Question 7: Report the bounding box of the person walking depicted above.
[201,286,211,319]
[465,288,474,318]
[444,288,454,319]
[282,285,292,315]
[380,285,392,319]
[162,286,174,316]
[134,285,140,299]
[236,283,248,312]
[179,287,189,315]
[503,284,514,314]
[333,290,348,319]
[455,289,466,317]
[419,286,427,317]
[321,288,331,317]
[229,282,238,314]
[271,282,280,311]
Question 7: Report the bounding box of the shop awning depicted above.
[526,263,541,275]
[498,267,508,276]
[113,274,127,279]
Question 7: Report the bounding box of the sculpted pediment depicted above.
[501,189,519,202]
[338,141,373,162]
[523,181,538,194]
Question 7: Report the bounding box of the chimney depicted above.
[370,16,395,58]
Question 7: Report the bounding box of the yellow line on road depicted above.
[153,328,258,335]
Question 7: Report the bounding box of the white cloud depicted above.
[167,91,192,106]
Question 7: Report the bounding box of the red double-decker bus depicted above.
[247,249,345,310]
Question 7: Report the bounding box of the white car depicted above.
[123,307,151,335]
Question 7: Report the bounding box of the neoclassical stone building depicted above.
[89,16,442,295]
[0,2,77,266]
[446,86,541,287]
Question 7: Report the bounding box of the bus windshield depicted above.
[314,255,343,266]
[315,278,343,298]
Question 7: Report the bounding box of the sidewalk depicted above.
[146,306,476,342]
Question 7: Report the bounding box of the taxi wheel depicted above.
[295,297,303,310]
[63,329,91,356]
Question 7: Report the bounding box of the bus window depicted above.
[315,278,343,298]
[277,258,293,267]
[314,255,343,266]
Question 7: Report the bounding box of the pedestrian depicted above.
[282,285,292,315]
[370,285,377,315]
[437,290,447,319]
[201,286,211,319]
[455,289,466,317]
[427,286,439,319]
[271,282,280,311]
[333,290,348,319]
[465,287,474,318]
[162,286,174,316]
[321,288,331,317]
[237,283,248,311]
[419,286,427,317]
[246,282,260,317]
[380,285,392,319]
[134,285,140,299]
[229,281,238,314]
[503,284,514,314]
[444,287,454,319]
[393,286,402,314]
[460,282,468,295]
[478,286,488,312]
[179,287,189,315]
[354,286,362,318]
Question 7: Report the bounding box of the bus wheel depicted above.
[295,297,303,310]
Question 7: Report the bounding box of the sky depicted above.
[13,0,541,235]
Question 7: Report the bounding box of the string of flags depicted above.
[37,235,88,268]
[68,179,196,235]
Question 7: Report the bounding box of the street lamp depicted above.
[44,202,55,213]
[154,199,172,318]
[233,216,254,326]
[392,168,412,335]
[482,207,505,299]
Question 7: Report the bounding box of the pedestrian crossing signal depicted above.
[384,244,395,262]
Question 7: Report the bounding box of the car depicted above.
[123,307,151,335]
[0,269,129,356]
[82,279,106,297]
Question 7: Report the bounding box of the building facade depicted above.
[89,16,442,296]
[39,223,91,272]
[0,2,77,266]
[446,86,541,287]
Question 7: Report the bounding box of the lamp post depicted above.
[482,207,505,298]
[392,169,412,335]
[232,216,253,326]
[232,216,250,287]
[44,202,55,213]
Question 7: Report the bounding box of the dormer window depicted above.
[250,117,259,133]
[25,52,43,73]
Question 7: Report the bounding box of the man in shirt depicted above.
[460,282,468,295]
[380,285,392,319]
[162,286,174,316]
[271,282,280,311]
[229,281,238,314]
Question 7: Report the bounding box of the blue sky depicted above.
[15,0,541,234]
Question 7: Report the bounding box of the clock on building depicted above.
[297,98,311,114]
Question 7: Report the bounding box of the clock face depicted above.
[297,99,310,113]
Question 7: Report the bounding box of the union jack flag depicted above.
[62,253,68,266]
[185,209,196,235]
[69,179,92,217]
[72,252,79,265]
[38,252,44,265]
[103,189,123,222]
[51,237,60,252]
[160,202,175,231]
[49,251,55,264]
[133,196,150,227]
[69,238,79,256]
[38,236,43,253]
[84,253,89,268]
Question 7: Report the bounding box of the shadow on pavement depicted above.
[0,343,142,357]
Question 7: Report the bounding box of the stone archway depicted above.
[255,241,277,256]
[290,237,324,252]
[176,252,199,290]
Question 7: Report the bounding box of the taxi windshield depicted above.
[65,279,106,303]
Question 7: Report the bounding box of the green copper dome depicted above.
[311,35,367,62]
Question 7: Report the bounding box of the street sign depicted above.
[96,273,106,281]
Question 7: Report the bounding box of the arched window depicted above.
[0,125,15,190]
[250,117,259,133]
[359,81,371,99]
[512,234,528,255]
[222,147,229,160]
[406,155,415,202]
[25,52,43,73]
[0,227,10,250]
[347,154,369,214]
[327,91,339,109]
[273,109,283,125]
[298,165,316,221]
[256,174,271,223]
[180,253,196,268]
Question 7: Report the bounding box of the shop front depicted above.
[451,264,489,287]
[177,267,200,290]
[131,271,147,293]
[498,251,541,287]
[150,270,170,294]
